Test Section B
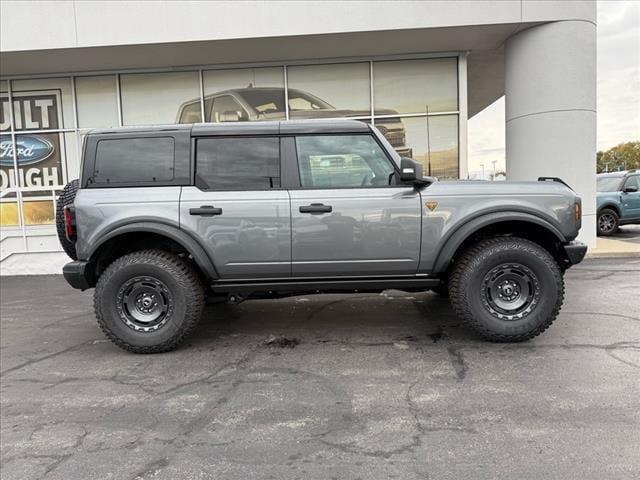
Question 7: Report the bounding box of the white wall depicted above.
[1,1,595,53]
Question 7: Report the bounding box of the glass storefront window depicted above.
[120,71,201,125]
[1,80,10,132]
[21,192,55,226]
[287,62,370,119]
[0,192,19,226]
[202,67,285,122]
[76,75,119,128]
[10,77,75,130]
[373,58,458,115]
[378,115,458,180]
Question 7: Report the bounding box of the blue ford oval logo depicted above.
[0,136,55,167]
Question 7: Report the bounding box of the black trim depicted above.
[211,276,440,294]
[538,177,572,190]
[432,210,568,273]
[562,241,588,265]
[63,261,93,290]
[87,222,219,280]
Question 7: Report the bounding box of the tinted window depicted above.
[196,137,280,190]
[93,137,175,184]
[295,135,396,188]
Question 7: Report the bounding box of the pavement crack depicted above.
[0,340,96,376]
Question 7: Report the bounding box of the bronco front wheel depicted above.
[448,237,564,342]
[94,250,205,353]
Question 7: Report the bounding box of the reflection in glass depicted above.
[1,81,10,133]
[200,67,285,122]
[296,135,395,188]
[374,58,458,115]
[10,77,74,130]
[287,62,370,117]
[76,75,119,128]
[379,115,458,179]
[121,72,200,125]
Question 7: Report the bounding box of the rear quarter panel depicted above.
[74,187,181,260]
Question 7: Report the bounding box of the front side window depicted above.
[295,134,396,188]
[623,175,640,190]
[196,137,280,191]
[93,137,175,184]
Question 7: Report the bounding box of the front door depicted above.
[621,175,640,219]
[288,133,422,277]
[180,136,290,279]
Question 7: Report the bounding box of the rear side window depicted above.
[196,137,280,190]
[93,137,175,184]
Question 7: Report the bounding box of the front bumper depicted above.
[63,261,93,290]
[562,241,588,266]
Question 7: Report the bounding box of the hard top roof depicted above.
[89,119,371,136]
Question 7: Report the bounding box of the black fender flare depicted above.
[88,222,219,279]
[432,211,566,273]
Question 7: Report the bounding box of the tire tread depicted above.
[448,237,564,342]
[94,249,205,353]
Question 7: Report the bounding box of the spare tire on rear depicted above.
[55,179,79,260]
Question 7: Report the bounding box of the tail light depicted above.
[574,198,582,229]
[64,205,76,241]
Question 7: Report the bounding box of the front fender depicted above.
[431,211,566,273]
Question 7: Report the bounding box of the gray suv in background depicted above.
[57,120,586,353]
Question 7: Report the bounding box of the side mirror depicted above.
[400,157,423,183]
[623,185,638,193]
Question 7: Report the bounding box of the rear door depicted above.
[286,133,422,277]
[180,135,291,279]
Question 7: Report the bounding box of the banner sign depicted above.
[0,90,66,190]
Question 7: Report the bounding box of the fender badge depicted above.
[425,201,438,211]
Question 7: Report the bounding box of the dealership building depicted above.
[0,0,596,275]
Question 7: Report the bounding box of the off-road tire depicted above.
[597,208,619,236]
[55,179,79,260]
[94,250,205,353]
[448,237,564,342]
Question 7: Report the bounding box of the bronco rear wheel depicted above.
[94,250,205,353]
[448,237,564,342]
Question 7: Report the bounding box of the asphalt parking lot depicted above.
[1,258,639,480]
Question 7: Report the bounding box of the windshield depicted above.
[239,88,334,115]
[597,176,623,192]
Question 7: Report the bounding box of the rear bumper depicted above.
[63,261,93,290]
[562,241,588,266]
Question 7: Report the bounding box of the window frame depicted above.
[193,135,283,192]
[82,130,191,188]
[284,132,403,191]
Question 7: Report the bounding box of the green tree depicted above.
[596,141,640,173]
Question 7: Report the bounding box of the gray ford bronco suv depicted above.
[57,120,587,353]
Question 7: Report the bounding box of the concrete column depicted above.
[505,20,596,246]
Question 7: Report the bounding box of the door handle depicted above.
[299,203,332,214]
[189,205,223,216]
